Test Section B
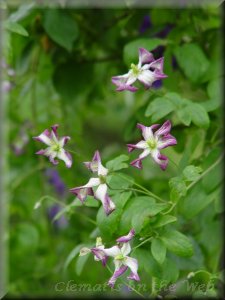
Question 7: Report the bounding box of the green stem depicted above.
[107,185,158,198]
[187,154,223,191]
[116,173,166,203]
[132,236,153,251]
[106,264,145,298]
[35,195,97,226]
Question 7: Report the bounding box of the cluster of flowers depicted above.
[33,48,177,287]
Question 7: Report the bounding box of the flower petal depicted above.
[108,261,128,288]
[83,150,101,173]
[57,149,73,168]
[103,245,121,257]
[138,69,155,88]
[116,229,135,243]
[111,74,138,92]
[91,247,108,266]
[70,178,100,202]
[33,129,52,146]
[95,184,116,215]
[59,136,71,147]
[151,150,168,170]
[154,120,171,137]
[121,242,131,256]
[138,48,154,66]
[157,134,177,149]
[130,148,151,169]
[51,124,59,137]
[137,123,154,140]
[124,257,140,281]
[127,141,147,153]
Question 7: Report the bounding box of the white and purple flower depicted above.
[112,47,167,92]
[33,124,72,168]
[127,120,177,170]
[80,229,140,287]
[70,151,115,216]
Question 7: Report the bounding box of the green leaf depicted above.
[123,38,165,66]
[161,230,193,257]
[182,165,202,182]
[4,20,29,36]
[43,9,78,51]
[151,238,167,264]
[174,43,210,83]
[181,185,221,219]
[169,177,187,202]
[53,61,93,100]
[75,253,90,276]
[153,215,177,228]
[64,244,89,270]
[177,106,192,126]
[186,103,210,128]
[145,96,176,121]
[106,154,129,171]
[202,148,223,193]
[119,196,168,233]
[107,173,134,191]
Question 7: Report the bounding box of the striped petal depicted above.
[138,48,154,67]
[95,184,116,215]
[151,150,168,170]
[130,148,151,169]
[157,134,177,150]
[57,149,72,168]
[124,257,140,281]
[127,140,147,153]
[154,120,171,137]
[108,261,128,288]
[116,229,135,243]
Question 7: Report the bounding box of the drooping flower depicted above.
[80,229,140,287]
[70,151,115,215]
[127,120,177,170]
[111,48,167,92]
[33,124,72,168]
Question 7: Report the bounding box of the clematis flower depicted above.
[111,47,167,92]
[33,124,72,168]
[80,229,140,287]
[70,151,115,215]
[127,120,177,170]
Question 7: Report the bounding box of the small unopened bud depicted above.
[79,247,91,256]
[187,272,195,279]
[96,237,103,247]
[34,201,41,209]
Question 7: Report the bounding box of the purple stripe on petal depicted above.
[116,84,138,92]
[103,194,116,216]
[35,149,46,155]
[70,186,94,203]
[108,265,128,288]
[127,272,140,281]
[154,120,171,137]
[139,48,154,65]
[158,134,177,150]
[51,124,59,136]
[130,158,143,169]
[116,229,135,243]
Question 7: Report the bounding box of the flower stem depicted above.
[116,173,167,203]
[187,154,223,191]
[132,236,153,251]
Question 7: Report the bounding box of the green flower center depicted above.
[99,175,106,184]
[130,63,140,76]
[115,254,125,261]
[51,143,61,152]
[147,139,157,150]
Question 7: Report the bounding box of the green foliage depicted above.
[6,4,223,299]
[161,230,193,257]
[174,43,210,83]
[151,238,167,264]
[43,9,79,51]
